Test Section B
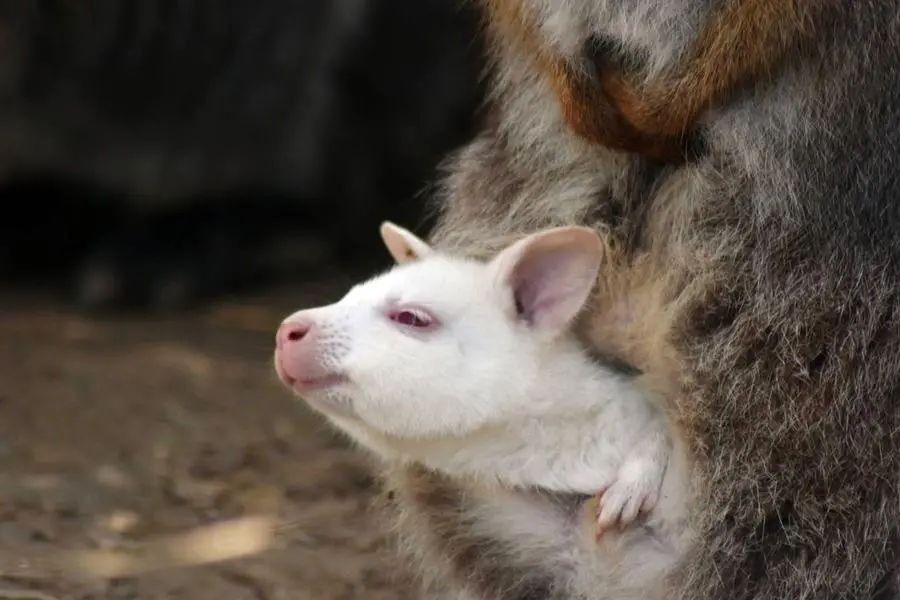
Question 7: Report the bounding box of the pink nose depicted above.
[277,319,313,348]
[275,318,327,384]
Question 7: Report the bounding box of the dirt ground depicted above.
[0,277,413,599]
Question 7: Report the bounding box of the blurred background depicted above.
[0,1,486,597]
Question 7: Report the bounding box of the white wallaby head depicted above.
[273,221,603,442]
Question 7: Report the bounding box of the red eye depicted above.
[388,307,436,329]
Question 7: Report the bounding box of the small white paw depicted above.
[593,460,663,538]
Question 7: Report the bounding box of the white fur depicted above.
[275,222,673,528]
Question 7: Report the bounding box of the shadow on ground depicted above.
[0,277,408,599]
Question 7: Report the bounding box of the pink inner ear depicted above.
[384,232,416,263]
[512,251,565,323]
[508,242,597,331]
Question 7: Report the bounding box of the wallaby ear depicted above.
[380,221,433,265]
[489,227,603,335]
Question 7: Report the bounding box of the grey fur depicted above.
[382,0,900,598]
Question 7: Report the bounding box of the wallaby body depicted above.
[273,224,690,597]
[403,0,900,599]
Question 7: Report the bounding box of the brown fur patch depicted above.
[477,0,694,164]
[597,0,842,136]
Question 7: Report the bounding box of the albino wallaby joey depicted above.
[273,222,673,539]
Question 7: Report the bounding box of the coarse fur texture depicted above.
[0,0,485,309]
[378,0,900,599]
[596,0,843,139]
[475,0,696,164]
[503,0,844,161]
